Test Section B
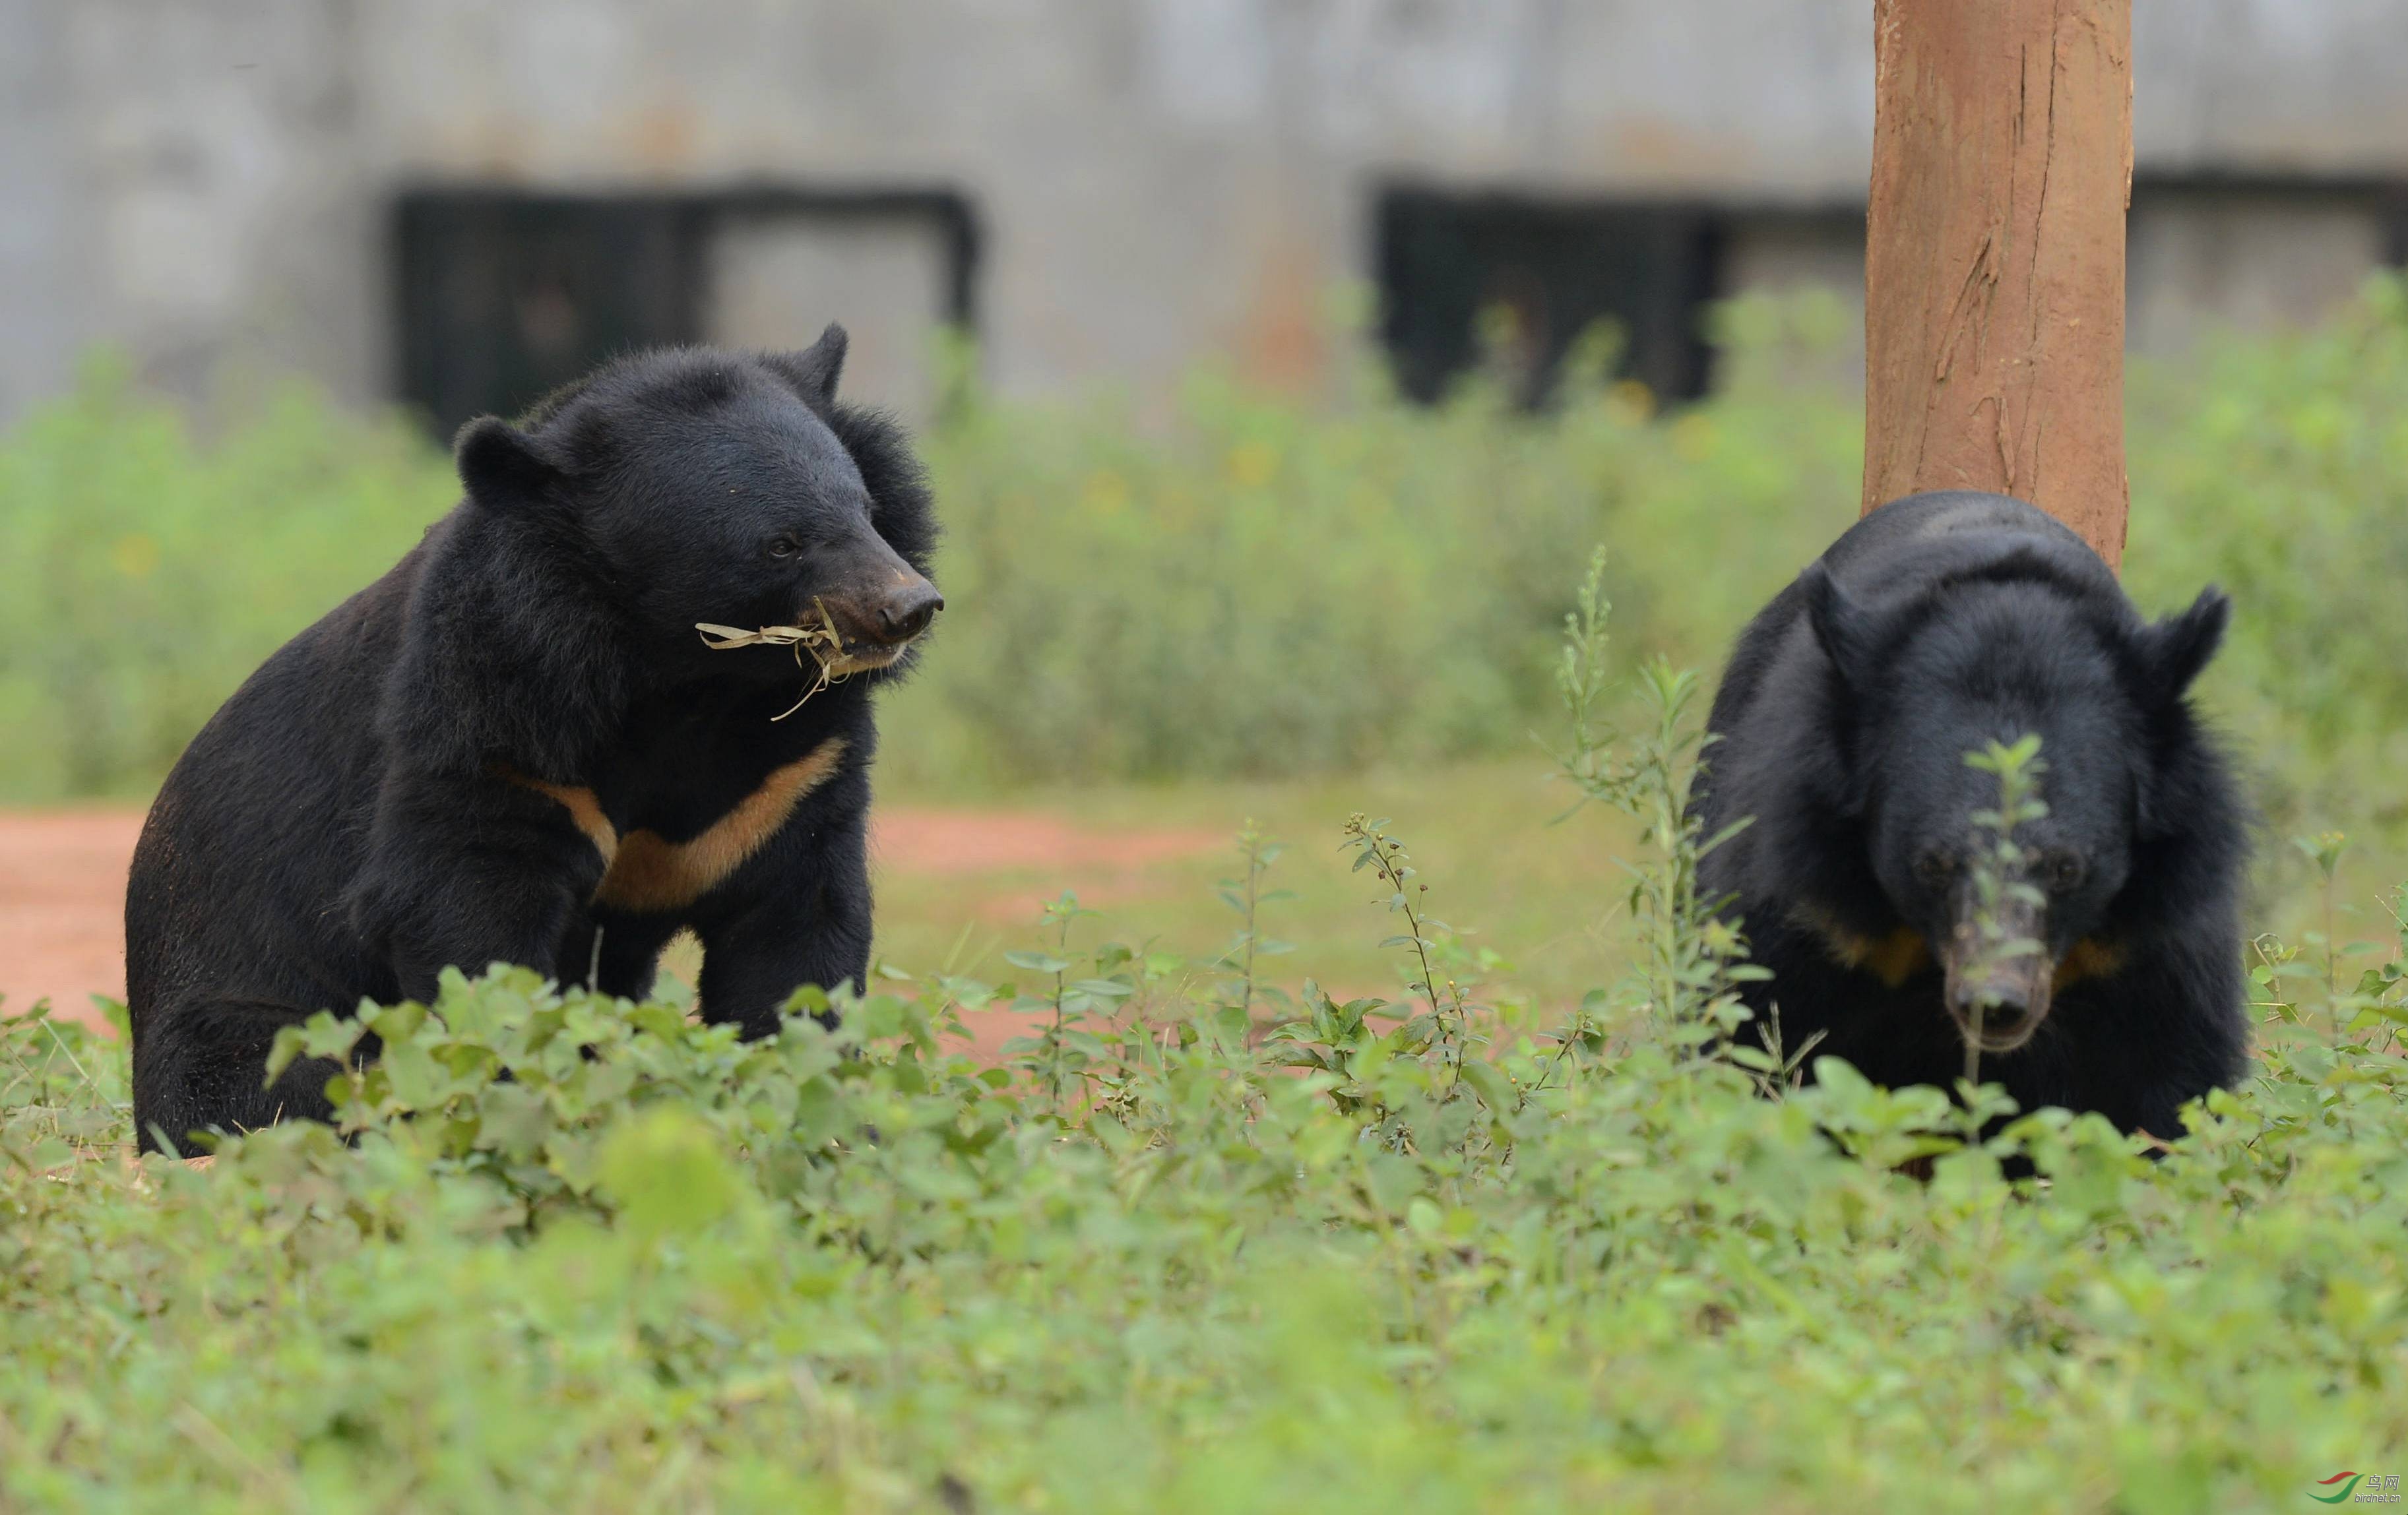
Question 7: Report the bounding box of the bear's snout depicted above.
[801,521,944,665]
[1945,972,2049,1051]
[868,578,945,646]
[1940,906,2054,1053]
[821,574,941,651]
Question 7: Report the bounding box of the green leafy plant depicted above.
[1211,820,1294,1037]
[1548,547,1765,1059]
[1958,735,2052,1084]
[1263,814,1517,1158]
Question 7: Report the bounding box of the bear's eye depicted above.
[2042,852,2086,893]
[1912,850,1955,888]
[766,535,802,560]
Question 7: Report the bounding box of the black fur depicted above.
[1690,491,2250,1137]
[127,330,940,1152]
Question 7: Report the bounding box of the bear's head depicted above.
[1800,558,2229,1053]
[451,326,942,683]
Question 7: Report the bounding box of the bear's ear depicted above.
[1798,561,1872,689]
[766,323,848,408]
[2134,586,2230,704]
[454,416,565,509]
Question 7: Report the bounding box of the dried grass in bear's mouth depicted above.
[695,608,850,720]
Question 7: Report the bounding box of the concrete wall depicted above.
[2130,191,2399,354]
[3,0,2403,425]
[0,2,84,423]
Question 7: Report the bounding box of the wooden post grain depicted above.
[1862,0,2133,571]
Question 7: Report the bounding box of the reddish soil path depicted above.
[0,810,147,1028]
[0,805,1224,1036]
[873,809,1220,876]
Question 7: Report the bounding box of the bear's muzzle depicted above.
[1940,892,2053,1053]
[815,541,943,671]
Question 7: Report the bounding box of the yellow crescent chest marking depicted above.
[2052,937,2124,991]
[1800,905,2122,995]
[1796,906,1933,989]
[510,776,620,860]
[505,737,847,913]
[1860,926,1933,987]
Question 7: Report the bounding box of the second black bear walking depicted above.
[127,328,938,1152]
[1690,491,2248,1136]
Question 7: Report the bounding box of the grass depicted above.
[870,757,1636,1012]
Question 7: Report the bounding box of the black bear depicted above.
[1690,490,2248,1137]
[126,328,939,1151]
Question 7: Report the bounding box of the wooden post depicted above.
[1862,0,2133,571]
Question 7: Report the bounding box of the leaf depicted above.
[1361,1150,1422,1214]
[263,1025,308,1084]
[91,996,131,1041]
[1457,1059,1516,1112]
[476,1082,555,1162]
[598,1107,745,1243]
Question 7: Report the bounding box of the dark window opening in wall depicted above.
[1379,178,2408,406]
[395,189,978,438]
[1376,189,1725,408]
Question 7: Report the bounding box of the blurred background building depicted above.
[3,0,2403,432]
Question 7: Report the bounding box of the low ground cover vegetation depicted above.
[15,944,2405,1512]
[3,600,2406,1510]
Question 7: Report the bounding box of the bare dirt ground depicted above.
[0,809,148,1030]
[0,805,1226,1036]
[874,809,1222,877]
